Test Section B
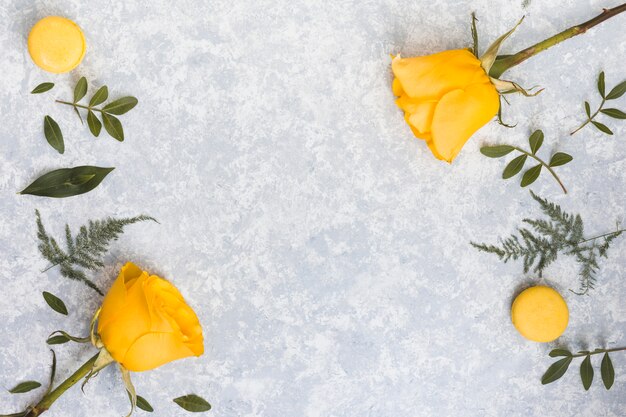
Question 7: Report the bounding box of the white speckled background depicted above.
[1,0,625,416]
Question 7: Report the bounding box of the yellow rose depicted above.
[392,49,500,162]
[96,262,204,372]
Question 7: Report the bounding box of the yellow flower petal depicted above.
[391,78,404,96]
[430,82,500,162]
[392,50,484,101]
[121,332,200,372]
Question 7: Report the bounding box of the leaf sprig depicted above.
[542,346,625,390]
[35,210,156,294]
[470,191,624,295]
[41,77,138,153]
[571,71,626,135]
[481,130,572,194]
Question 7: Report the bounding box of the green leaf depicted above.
[580,355,594,390]
[549,152,573,167]
[102,97,138,115]
[87,111,102,137]
[137,395,154,412]
[73,106,84,125]
[592,121,613,135]
[31,82,54,94]
[480,145,515,158]
[600,108,626,119]
[502,154,527,179]
[600,353,614,390]
[45,350,57,396]
[46,335,69,345]
[584,101,590,118]
[9,381,42,394]
[520,164,542,187]
[73,77,88,103]
[597,71,605,98]
[102,113,124,141]
[528,130,544,154]
[549,349,572,357]
[89,86,109,106]
[19,166,115,198]
[173,394,212,412]
[43,115,64,154]
[606,80,626,100]
[42,291,68,315]
[541,357,573,385]
[47,331,90,344]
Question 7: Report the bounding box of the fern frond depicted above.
[35,211,157,294]
[472,192,623,294]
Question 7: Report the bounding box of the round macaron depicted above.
[28,16,86,73]
[511,285,569,342]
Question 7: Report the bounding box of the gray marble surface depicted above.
[1,0,625,416]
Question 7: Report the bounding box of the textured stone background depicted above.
[0,0,625,416]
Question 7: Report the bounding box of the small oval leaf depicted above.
[480,145,515,158]
[43,115,64,154]
[9,381,42,394]
[102,113,124,141]
[102,96,138,115]
[601,353,614,390]
[173,394,211,412]
[600,108,626,119]
[528,130,544,154]
[541,357,572,385]
[502,154,527,179]
[74,77,88,103]
[46,334,70,345]
[89,86,109,106]
[137,395,154,412]
[549,152,573,167]
[606,80,626,100]
[584,101,591,117]
[592,121,613,135]
[19,166,115,198]
[597,71,605,98]
[42,291,68,315]
[87,111,102,137]
[549,349,572,357]
[580,355,594,391]
[31,82,55,94]
[520,164,542,187]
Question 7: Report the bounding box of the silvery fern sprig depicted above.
[32,77,138,154]
[481,130,572,194]
[35,210,156,295]
[570,71,626,135]
[470,191,624,295]
[542,346,626,391]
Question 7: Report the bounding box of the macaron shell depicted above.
[511,285,569,343]
[28,16,86,73]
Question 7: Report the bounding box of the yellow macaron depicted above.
[511,285,569,342]
[28,16,86,73]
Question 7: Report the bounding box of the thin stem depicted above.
[24,353,101,417]
[55,100,104,113]
[571,346,626,358]
[577,229,625,245]
[570,98,605,135]
[512,146,568,194]
[490,3,626,78]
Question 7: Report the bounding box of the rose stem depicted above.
[489,3,626,78]
[24,353,101,417]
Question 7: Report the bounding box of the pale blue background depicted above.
[1,0,625,416]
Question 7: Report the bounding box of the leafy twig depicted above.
[542,346,626,390]
[481,130,572,194]
[570,71,626,135]
[52,77,138,144]
[470,191,624,295]
[35,210,156,294]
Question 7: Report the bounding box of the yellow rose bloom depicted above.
[97,262,204,372]
[391,49,500,162]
